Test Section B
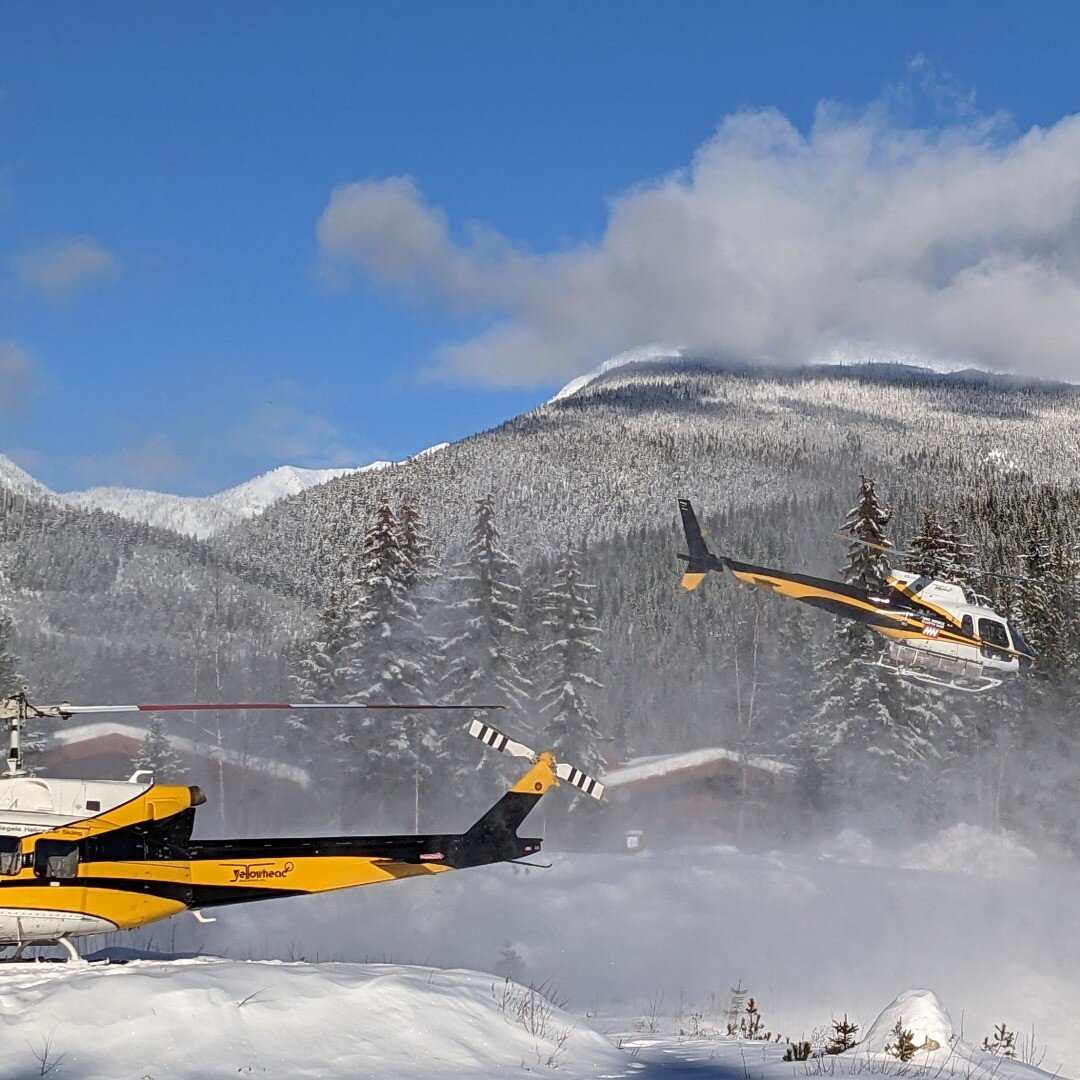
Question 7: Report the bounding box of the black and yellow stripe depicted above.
[0,758,559,941]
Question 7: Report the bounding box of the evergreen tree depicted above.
[1016,526,1074,683]
[840,475,892,592]
[803,477,930,789]
[904,509,948,579]
[439,495,533,714]
[538,540,603,776]
[285,585,353,790]
[338,501,430,818]
[0,606,19,700]
[0,545,21,698]
[132,716,187,779]
[399,500,437,589]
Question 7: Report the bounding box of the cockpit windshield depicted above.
[1008,621,1035,658]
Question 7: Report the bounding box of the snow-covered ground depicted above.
[0,958,623,1078]
[0,959,1065,1079]
[122,840,1077,1077]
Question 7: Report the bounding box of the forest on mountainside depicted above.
[1,362,1079,849]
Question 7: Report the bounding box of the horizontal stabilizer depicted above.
[554,762,605,800]
[467,719,537,762]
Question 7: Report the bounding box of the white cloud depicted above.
[318,99,1080,386]
[12,234,120,302]
[0,342,39,416]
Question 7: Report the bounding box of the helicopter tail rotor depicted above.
[466,719,604,801]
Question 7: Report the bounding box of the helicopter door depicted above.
[978,618,1011,660]
[34,839,80,880]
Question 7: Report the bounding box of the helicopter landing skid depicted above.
[0,938,95,966]
[862,646,1003,695]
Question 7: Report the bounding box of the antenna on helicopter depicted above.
[0,695,507,779]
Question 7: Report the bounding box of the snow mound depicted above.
[819,828,877,865]
[861,988,956,1060]
[0,958,624,1079]
[903,824,1039,878]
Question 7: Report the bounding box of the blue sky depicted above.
[2,2,1079,494]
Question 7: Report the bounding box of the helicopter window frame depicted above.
[34,839,80,880]
[961,614,973,637]
[978,617,1011,657]
[0,835,21,876]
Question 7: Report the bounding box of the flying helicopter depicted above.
[677,498,1036,694]
[0,693,602,960]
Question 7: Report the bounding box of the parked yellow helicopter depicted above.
[678,498,1036,694]
[0,693,602,959]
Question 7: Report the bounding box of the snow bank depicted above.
[616,988,1060,1080]
[860,987,956,1059]
[818,824,1039,878]
[0,958,624,1079]
[902,824,1040,878]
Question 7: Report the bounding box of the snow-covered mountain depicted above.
[0,457,366,539]
[0,443,455,539]
[60,465,360,539]
[0,454,53,503]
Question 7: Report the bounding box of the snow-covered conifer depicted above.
[339,501,431,817]
[132,716,187,779]
[538,540,603,776]
[439,495,533,714]
[804,477,931,784]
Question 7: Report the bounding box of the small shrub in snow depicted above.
[784,1039,813,1061]
[981,1022,1017,1058]
[884,1018,918,1062]
[828,1013,860,1055]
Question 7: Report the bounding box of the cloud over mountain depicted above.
[319,101,1080,386]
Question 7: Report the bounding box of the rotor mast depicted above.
[1,693,72,778]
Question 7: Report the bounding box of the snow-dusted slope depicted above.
[62,465,358,539]
[549,344,684,402]
[0,453,53,503]
[0,444,453,539]
[0,959,623,1079]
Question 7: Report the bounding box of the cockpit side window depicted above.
[0,835,21,876]
[34,839,79,880]
[961,614,973,637]
[978,618,1011,658]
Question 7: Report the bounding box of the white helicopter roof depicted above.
[0,775,152,837]
[887,570,1003,624]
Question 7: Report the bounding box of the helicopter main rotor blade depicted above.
[834,531,907,557]
[50,701,507,718]
[836,532,1046,587]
